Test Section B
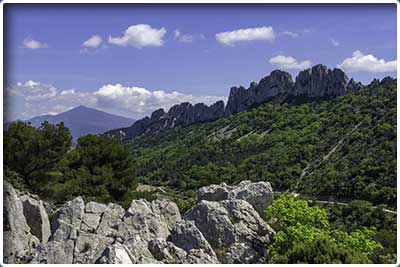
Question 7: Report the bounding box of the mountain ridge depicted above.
[105,64,367,141]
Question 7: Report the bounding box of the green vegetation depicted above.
[5,127,138,207]
[4,121,72,189]
[265,194,383,263]
[128,81,396,208]
[50,134,138,206]
[82,241,91,253]
[323,200,397,263]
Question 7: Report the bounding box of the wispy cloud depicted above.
[337,50,396,73]
[269,55,312,70]
[108,24,166,48]
[216,26,275,46]
[174,29,193,43]
[174,29,205,43]
[22,37,48,49]
[330,38,340,47]
[281,31,299,38]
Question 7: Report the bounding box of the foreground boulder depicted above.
[3,181,275,264]
[3,181,40,263]
[196,180,274,214]
[185,199,275,263]
[20,194,51,244]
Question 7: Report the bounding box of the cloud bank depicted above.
[6,81,227,121]
[216,26,275,46]
[337,50,396,73]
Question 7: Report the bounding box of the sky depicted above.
[4,4,397,121]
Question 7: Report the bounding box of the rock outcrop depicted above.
[20,193,51,244]
[292,64,361,97]
[196,180,274,215]
[184,199,275,263]
[225,70,294,115]
[106,100,225,141]
[3,181,40,263]
[3,180,276,264]
[106,65,362,141]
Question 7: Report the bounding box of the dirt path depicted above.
[293,121,363,192]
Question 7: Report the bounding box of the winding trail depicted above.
[274,192,397,215]
[293,121,363,192]
[315,200,397,215]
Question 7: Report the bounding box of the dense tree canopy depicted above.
[4,121,72,189]
[4,122,137,206]
[127,81,396,208]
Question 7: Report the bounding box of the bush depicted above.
[265,194,383,263]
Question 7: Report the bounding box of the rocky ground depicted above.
[4,180,275,264]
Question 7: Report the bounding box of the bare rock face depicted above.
[293,64,361,97]
[50,197,85,242]
[225,70,294,115]
[95,243,135,264]
[255,70,295,102]
[3,181,40,263]
[46,196,85,264]
[170,220,217,260]
[20,194,51,244]
[184,199,275,263]
[196,180,274,215]
[106,100,225,141]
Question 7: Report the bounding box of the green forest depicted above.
[127,79,396,208]
[4,79,396,263]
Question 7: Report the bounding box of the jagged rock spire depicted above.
[106,64,362,141]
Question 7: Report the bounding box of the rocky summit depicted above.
[106,64,362,141]
[3,180,275,264]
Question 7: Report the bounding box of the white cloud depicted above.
[269,55,312,70]
[330,38,340,47]
[22,37,47,49]
[83,35,103,48]
[216,26,275,46]
[60,89,75,95]
[174,29,204,43]
[108,24,166,48]
[6,81,226,121]
[281,31,299,38]
[337,50,396,73]
[11,80,56,101]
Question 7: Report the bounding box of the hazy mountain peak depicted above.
[26,106,135,143]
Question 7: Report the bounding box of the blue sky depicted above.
[4,4,397,121]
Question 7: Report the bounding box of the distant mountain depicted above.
[26,106,135,142]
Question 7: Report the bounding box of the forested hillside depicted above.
[127,79,396,208]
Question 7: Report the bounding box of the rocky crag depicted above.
[4,180,275,264]
[106,64,363,141]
